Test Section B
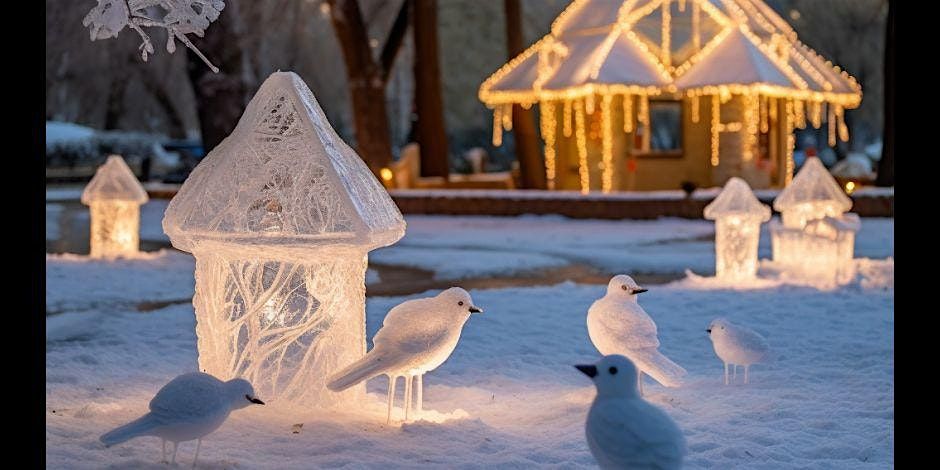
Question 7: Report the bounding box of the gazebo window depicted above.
[647,100,682,153]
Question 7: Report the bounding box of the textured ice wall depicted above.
[163,71,405,407]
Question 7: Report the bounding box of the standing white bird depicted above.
[707,317,770,384]
[587,275,687,394]
[576,355,686,470]
[99,372,264,467]
[327,287,483,423]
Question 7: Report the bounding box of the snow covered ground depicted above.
[46,204,894,468]
[46,274,893,468]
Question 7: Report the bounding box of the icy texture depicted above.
[162,71,404,408]
[704,178,770,280]
[771,159,860,285]
[770,214,860,286]
[773,158,852,229]
[82,155,148,258]
[83,1,225,72]
[163,72,405,253]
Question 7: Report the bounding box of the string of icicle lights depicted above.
[479,0,861,194]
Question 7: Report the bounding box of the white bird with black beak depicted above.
[587,274,687,394]
[99,372,264,467]
[327,287,483,423]
[576,355,686,470]
[707,317,769,384]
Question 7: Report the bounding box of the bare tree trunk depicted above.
[505,0,546,189]
[187,0,248,152]
[876,0,894,186]
[327,0,394,174]
[412,0,450,178]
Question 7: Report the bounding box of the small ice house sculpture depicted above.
[704,177,770,280]
[82,154,149,258]
[162,71,406,407]
[770,157,860,284]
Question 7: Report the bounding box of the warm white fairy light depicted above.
[711,94,721,166]
[785,99,795,184]
[623,94,634,132]
[476,0,863,193]
[601,94,614,192]
[540,100,558,189]
[575,99,590,193]
[563,99,573,137]
[827,102,836,147]
[742,94,759,161]
[502,104,513,131]
[759,96,769,133]
[492,106,503,146]
[810,100,822,128]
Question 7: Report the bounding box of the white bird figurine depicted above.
[100,372,264,467]
[587,274,687,394]
[576,355,686,470]
[327,287,483,423]
[707,317,770,384]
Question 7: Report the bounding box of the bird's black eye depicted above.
[621,285,627,290]
[458,301,464,306]
[609,366,618,375]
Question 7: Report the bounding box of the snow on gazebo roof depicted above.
[704,177,770,220]
[163,71,405,254]
[479,0,861,107]
[81,155,149,205]
[773,157,851,212]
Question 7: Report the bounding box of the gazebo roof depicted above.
[81,155,149,205]
[773,157,852,211]
[163,71,406,253]
[479,0,861,107]
[704,176,771,220]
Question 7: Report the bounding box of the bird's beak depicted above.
[469,305,483,314]
[575,364,597,378]
[706,329,712,334]
[248,396,265,405]
[631,288,648,294]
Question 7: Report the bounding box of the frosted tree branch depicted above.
[82,0,225,73]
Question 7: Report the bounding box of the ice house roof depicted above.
[81,155,149,205]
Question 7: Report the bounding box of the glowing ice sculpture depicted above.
[770,157,860,284]
[81,154,149,258]
[162,71,406,408]
[704,178,770,280]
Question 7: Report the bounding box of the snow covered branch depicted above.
[82,0,225,73]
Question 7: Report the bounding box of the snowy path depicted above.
[46,276,893,468]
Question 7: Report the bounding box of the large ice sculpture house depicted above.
[82,154,149,258]
[770,157,859,284]
[704,177,770,280]
[162,71,406,408]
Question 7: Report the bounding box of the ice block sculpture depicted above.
[162,71,406,408]
[770,157,860,284]
[81,154,149,258]
[704,177,770,280]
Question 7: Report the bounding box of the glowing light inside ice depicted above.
[162,71,406,408]
[703,177,770,280]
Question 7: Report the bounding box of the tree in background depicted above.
[326,0,410,176]
[412,0,450,179]
[504,0,545,189]
[186,0,249,152]
[877,0,893,186]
